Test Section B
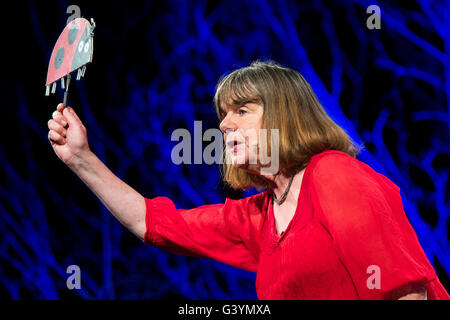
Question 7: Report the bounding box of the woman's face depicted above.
[219,101,264,172]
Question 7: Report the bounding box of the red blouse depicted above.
[143,150,449,299]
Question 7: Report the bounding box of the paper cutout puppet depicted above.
[45,17,95,108]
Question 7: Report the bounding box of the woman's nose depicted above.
[219,113,236,133]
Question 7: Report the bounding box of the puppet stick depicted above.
[63,73,71,108]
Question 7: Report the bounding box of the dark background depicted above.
[0,0,448,299]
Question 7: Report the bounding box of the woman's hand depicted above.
[47,103,91,167]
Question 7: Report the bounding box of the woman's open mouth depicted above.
[227,140,243,153]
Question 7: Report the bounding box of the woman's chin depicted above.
[230,161,248,169]
[227,151,260,172]
[232,162,263,175]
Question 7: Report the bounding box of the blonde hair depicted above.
[214,60,361,190]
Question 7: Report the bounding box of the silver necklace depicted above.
[273,175,295,206]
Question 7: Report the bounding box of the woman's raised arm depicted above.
[48,103,146,240]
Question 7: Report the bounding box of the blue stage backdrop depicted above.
[0,0,448,299]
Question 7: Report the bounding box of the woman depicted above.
[47,61,449,300]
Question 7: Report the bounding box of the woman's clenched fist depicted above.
[47,103,91,167]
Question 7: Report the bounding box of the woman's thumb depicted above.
[63,107,81,126]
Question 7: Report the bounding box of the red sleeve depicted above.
[310,153,438,299]
[142,193,266,272]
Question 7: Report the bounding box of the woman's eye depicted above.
[238,109,247,115]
